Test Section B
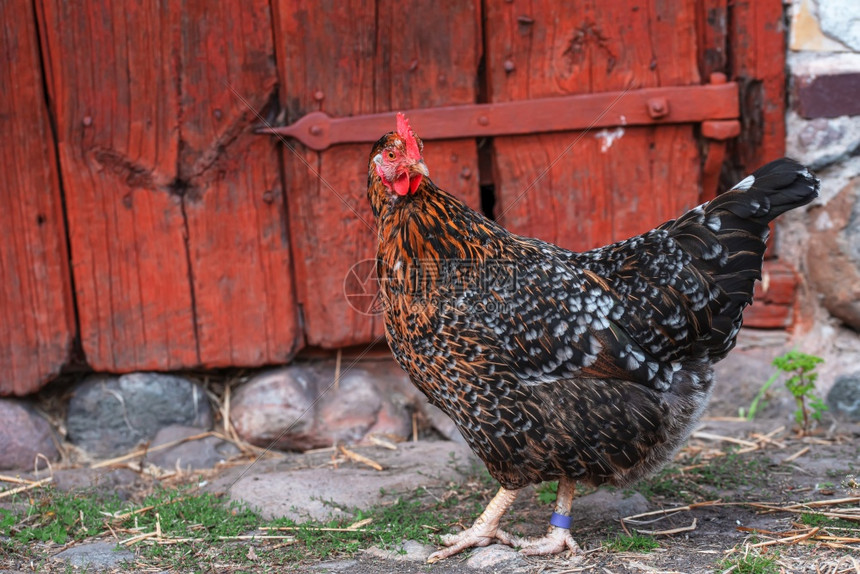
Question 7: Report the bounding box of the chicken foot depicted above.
[495,477,581,556]
[427,486,520,563]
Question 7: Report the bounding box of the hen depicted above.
[367,114,819,562]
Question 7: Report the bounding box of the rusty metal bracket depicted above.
[258,78,739,151]
[700,74,742,200]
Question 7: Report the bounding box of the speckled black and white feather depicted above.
[368,144,819,491]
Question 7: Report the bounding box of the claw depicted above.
[427,486,520,563]
[427,525,497,563]
[517,526,581,556]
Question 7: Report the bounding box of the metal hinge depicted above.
[259,73,740,195]
[259,73,738,147]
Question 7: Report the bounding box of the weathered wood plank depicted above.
[37,0,301,370]
[0,0,75,395]
[696,0,728,79]
[275,0,482,348]
[486,0,701,250]
[179,2,301,366]
[729,0,786,171]
[37,0,193,371]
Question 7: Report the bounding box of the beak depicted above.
[411,159,429,178]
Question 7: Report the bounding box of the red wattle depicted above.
[393,172,410,196]
[409,175,422,194]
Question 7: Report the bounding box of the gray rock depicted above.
[570,489,649,525]
[312,560,360,571]
[227,440,478,521]
[51,468,139,498]
[148,425,239,470]
[818,0,860,50]
[422,402,467,444]
[0,399,59,470]
[788,113,860,171]
[66,373,212,458]
[828,373,860,421]
[230,367,318,450]
[466,544,525,569]
[52,541,133,571]
[365,540,434,562]
[231,361,416,451]
[317,372,385,444]
[808,178,860,330]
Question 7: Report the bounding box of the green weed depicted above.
[0,480,478,570]
[742,350,826,433]
[1,487,124,544]
[799,512,856,530]
[716,550,780,574]
[604,532,658,552]
[536,481,558,505]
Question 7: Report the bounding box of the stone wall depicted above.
[779,0,860,418]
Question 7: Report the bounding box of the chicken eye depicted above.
[386,150,396,160]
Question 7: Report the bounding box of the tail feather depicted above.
[669,158,819,360]
[708,158,819,223]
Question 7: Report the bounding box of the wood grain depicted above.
[274,0,483,348]
[696,0,728,80]
[178,2,301,367]
[37,0,301,371]
[729,0,786,172]
[0,0,75,395]
[486,0,702,251]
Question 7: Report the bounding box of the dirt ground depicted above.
[307,419,860,574]
[2,418,859,573]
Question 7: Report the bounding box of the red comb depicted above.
[396,113,422,160]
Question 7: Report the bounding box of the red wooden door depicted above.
[271,0,790,349]
[274,0,484,348]
[484,1,703,250]
[0,0,75,394]
[0,0,790,395]
[35,0,301,373]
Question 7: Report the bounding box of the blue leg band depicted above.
[550,511,572,529]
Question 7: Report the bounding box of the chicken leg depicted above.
[495,477,581,555]
[427,486,520,563]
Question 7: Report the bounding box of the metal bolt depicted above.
[409,59,419,72]
[82,116,93,127]
[461,167,472,180]
[262,189,275,204]
[450,153,459,162]
[314,91,325,101]
[504,59,516,73]
[213,109,223,120]
[122,193,132,209]
[309,125,323,136]
[646,97,669,119]
[477,115,489,126]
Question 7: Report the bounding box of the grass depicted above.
[636,450,772,504]
[0,489,125,545]
[603,532,659,553]
[716,550,780,574]
[0,480,484,571]
[799,512,856,530]
[536,481,558,504]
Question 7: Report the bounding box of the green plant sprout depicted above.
[742,350,826,434]
[536,481,558,504]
